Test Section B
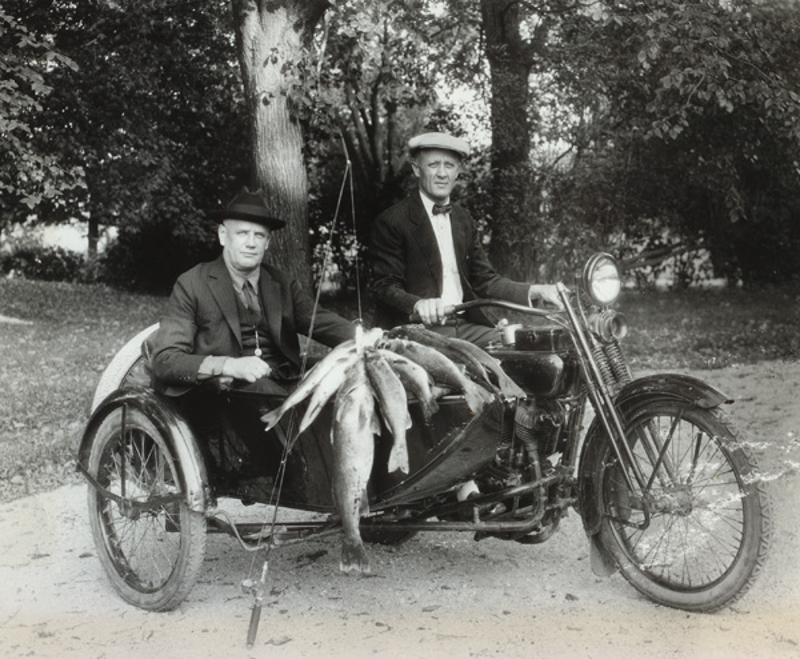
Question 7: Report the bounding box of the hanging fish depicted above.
[330,359,379,574]
[446,336,526,399]
[261,328,383,430]
[380,338,493,414]
[364,349,411,474]
[387,324,494,390]
[296,350,361,434]
[377,348,439,422]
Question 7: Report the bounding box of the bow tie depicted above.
[432,203,452,215]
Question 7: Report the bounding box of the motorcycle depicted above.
[77,252,773,627]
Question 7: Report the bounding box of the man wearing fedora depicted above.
[370,131,562,347]
[150,187,355,395]
[148,188,356,485]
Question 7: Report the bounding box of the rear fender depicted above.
[78,387,209,512]
[577,373,731,535]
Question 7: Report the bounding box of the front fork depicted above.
[557,284,652,530]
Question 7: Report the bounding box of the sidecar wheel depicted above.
[596,401,773,612]
[86,407,207,611]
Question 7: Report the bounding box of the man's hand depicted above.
[528,284,564,310]
[413,298,451,325]
[222,356,272,383]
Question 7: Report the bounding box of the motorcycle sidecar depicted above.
[77,326,506,611]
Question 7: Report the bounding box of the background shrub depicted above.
[95,217,218,293]
[0,245,85,282]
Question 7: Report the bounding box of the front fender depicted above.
[608,372,732,411]
[77,387,209,512]
[577,373,732,536]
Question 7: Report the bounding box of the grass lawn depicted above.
[1,276,798,500]
[1,279,169,498]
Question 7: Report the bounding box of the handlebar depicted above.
[409,298,564,323]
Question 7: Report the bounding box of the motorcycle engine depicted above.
[479,399,561,494]
[513,398,563,458]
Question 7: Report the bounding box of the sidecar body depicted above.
[78,325,507,515]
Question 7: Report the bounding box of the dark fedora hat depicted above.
[210,187,286,229]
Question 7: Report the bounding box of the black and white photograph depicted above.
[2,1,799,657]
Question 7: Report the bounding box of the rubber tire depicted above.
[86,407,207,611]
[596,401,773,612]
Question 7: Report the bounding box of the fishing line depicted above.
[243,143,359,631]
[346,139,364,321]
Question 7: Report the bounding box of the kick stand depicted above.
[242,560,269,648]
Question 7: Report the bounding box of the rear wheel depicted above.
[597,401,773,612]
[86,407,207,610]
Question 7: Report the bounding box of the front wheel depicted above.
[596,400,773,612]
[86,407,207,610]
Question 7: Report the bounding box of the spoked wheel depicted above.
[598,401,773,612]
[86,407,207,611]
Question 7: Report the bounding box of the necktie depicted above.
[242,280,263,356]
[242,280,260,313]
[432,203,452,215]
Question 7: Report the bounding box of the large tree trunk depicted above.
[231,0,328,290]
[481,0,545,281]
[87,215,99,258]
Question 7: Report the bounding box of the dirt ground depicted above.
[1,359,799,659]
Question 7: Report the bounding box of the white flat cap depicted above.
[408,132,469,159]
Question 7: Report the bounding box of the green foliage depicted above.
[3,0,800,291]
[0,10,84,213]
[1,0,248,288]
[537,0,800,285]
[0,245,85,282]
[98,213,219,293]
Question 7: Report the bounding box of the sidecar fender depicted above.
[577,373,732,537]
[77,387,209,512]
[91,324,159,413]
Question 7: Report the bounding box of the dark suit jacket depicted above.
[149,256,355,395]
[370,190,531,328]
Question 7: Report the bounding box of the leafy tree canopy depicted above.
[0,9,83,215]
[2,0,800,289]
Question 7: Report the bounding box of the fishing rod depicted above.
[244,136,360,648]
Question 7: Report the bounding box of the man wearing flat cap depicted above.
[370,131,561,346]
[150,187,355,396]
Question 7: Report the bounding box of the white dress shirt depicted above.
[420,193,464,306]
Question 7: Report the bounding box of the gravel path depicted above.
[2,360,799,659]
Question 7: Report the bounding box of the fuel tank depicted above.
[488,326,579,397]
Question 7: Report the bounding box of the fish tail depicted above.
[387,439,410,474]
[388,452,410,474]
[340,537,371,574]
[463,380,493,414]
[261,408,282,430]
[297,405,320,435]
[421,397,439,422]
[370,407,382,435]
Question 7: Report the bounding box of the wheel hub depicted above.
[650,485,694,516]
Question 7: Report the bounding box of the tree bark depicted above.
[87,214,99,258]
[231,0,329,290]
[480,0,543,280]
